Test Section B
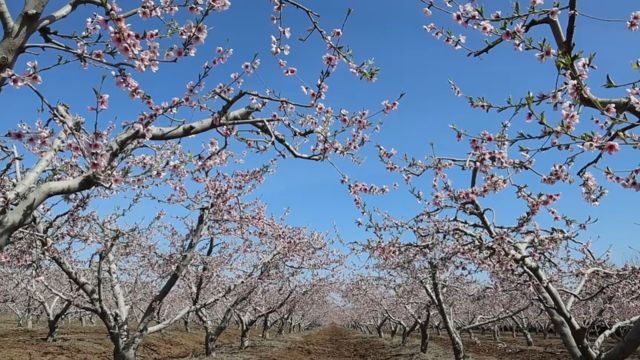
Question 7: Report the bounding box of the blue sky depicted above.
[1,1,639,262]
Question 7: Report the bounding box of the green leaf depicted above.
[525,92,534,107]
[604,74,617,88]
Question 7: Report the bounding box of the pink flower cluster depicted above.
[628,11,640,31]
[1,61,42,88]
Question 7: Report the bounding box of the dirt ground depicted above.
[1,318,635,360]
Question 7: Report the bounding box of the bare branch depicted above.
[460,303,531,331]
[595,315,640,351]
[0,0,14,32]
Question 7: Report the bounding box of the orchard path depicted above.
[217,324,466,360]
[265,325,399,359]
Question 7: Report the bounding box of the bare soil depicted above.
[0,318,632,359]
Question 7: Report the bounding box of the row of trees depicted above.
[0,1,384,358]
[342,1,640,360]
[340,243,640,359]
[1,1,640,360]
[0,172,339,359]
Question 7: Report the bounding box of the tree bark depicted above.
[204,328,220,357]
[113,345,138,360]
[513,317,534,347]
[375,317,387,338]
[0,1,49,89]
[430,264,465,360]
[45,301,72,342]
[261,314,270,339]
[419,320,430,354]
[240,328,250,349]
[202,307,233,357]
[390,323,398,340]
[402,320,418,346]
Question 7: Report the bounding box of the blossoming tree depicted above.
[346,1,640,359]
[0,0,397,251]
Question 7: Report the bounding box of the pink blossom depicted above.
[604,103,616,117]
[381,100,399,114]
[628,11,640,31]
[603,141,620,154]
[98,94,110,110]
[323,54,338,70]
[478,21,493,35]
[536,46,556,62]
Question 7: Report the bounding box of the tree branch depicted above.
[0,0,14,32]
[36,0,100,29]
[564,0,577,53]
[460,303,531,332]
[596,316,640,354]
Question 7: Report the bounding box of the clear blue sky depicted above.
[1,1,638,262]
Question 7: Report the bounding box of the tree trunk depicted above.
[261,314,270,339]
[390,323,398,340]
[182,313,191,333]
[204,328,219,357]
[375,317,387,338]
[523,328,534,347]
[240,328,250,349]
[204,320,232,357]
[431,264,465,360]
[113,339,140,360]
[402,321,418,346]
[468,328,476,341]
[113,346,137,360]
[513,317,534,347]
[396,324,406,345]
[420,321,430,354]
[45,318,60,342]
[202,307,233,357]
[277,318,287,336]
[45,301,72,342]
[45,323,58,342]
[366,325,373,335]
